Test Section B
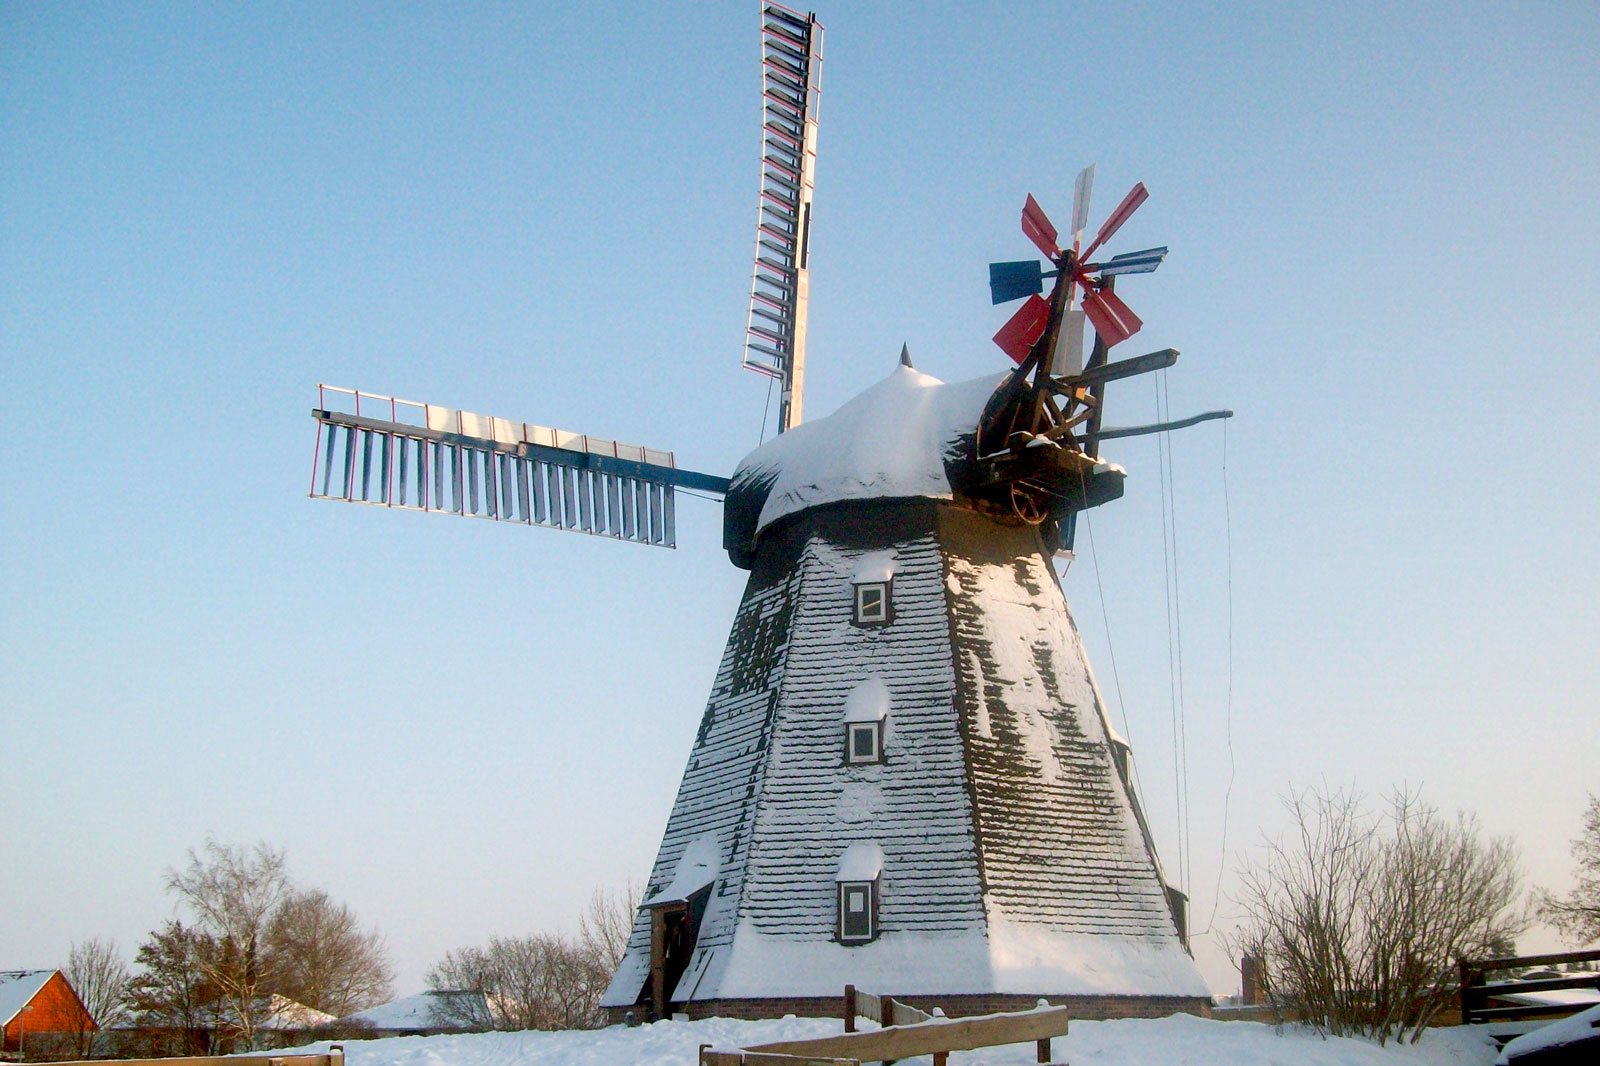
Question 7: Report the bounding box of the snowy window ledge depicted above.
[850,551,897,627]
[843,678,890,766]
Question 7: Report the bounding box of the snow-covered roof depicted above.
[724,365,1004,563]
[644,832,720,907]
[0,971,56,1027]
[343,990,484,1031]
[834,843,884,882]
[842,677,890,723]
[260,996,335,1030]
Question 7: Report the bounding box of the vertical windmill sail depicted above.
[742,4,823,434]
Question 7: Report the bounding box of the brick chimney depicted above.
[1241,954,1265,1006]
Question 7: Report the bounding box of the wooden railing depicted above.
[1459,948,1600,1024]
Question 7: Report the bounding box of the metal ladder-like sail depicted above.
[742,3,823,434]
[309,386,729,549]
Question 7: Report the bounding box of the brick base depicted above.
[605,992,1210,1026]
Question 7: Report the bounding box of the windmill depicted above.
[304,6,1231,1026]
[594,169,1229,1022]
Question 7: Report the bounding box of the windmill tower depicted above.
[598,169,1226,1022]
[304,5,1229,1026]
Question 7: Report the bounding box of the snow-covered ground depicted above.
[283,1013,1501,1066]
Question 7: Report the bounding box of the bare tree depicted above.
[64,937,129,1057]
[578,881,641,973]
[265,889,393,1017]
[1231,785,1525,1045]
[424,946,497,1030]
[166,840,291,1050]
[427,932,613,1032]
[1536,793,1600,945]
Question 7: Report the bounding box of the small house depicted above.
[0,970,94,1056]
[338,991,491,1037]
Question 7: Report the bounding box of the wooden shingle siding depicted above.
[939,505,1176,938]
[603,495,1199,1012]
[739,503,985,941]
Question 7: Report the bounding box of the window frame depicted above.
[845,720,883,765]
[853,580,892,627]
[837,878,879,943]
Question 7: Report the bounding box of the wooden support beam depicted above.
[1052,347,1178,390]
[1095,409,1232,440]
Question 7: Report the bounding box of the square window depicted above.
[839,881,876,942]
[854,581,892,626]
[848,722,879,763]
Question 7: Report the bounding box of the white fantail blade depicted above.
[1080,182,1149,262]
[1050,307,1087,377]
[1071,164,1095,248]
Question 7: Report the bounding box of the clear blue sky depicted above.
[3,1,1596,996]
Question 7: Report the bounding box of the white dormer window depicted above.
[847,721,880,763]
[851,552,897,627]
[855,582,889,624]
[843,678,890,766]
[835,843,883,944]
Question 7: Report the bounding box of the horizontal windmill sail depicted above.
[309,386,730,549]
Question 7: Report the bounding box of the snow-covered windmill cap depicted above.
[724,362,1005,561]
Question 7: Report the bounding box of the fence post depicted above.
[330,1044,344,1066]
[844,985,856,1033]
[1458,958,1475,1025]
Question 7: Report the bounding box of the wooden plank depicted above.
[1468,1001,1595,1021]
[1481,974,1600,996]
[44,1054,340,1066]
[750,1006,1071,1061]
[1466,947,1600,973]
[887,998,932,1026]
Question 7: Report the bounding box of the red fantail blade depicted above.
[1080,182,1149,261]
[1081,287,1143,348]
[993,294,1051,364]
[1021,194,1059,258]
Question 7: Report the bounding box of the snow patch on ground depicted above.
[281,1013,1500,1066]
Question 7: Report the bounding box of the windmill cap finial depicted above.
[899,343,913,368]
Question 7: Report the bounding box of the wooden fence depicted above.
[1459,948,1600,1025]
[37,1048,344,1066]
[701,989,1068,1066]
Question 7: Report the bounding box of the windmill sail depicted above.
[309,386,729,549]
[742,4,823,434]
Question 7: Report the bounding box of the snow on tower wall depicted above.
[944,505,1173,933]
